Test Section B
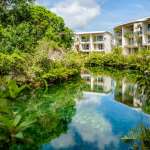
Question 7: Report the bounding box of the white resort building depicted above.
[114,17,150,55]
[74,31,112,53]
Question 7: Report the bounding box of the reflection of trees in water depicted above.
[0,79,82,150]
[114,80,123,103]
[114,75,150,112]
[85,67,150,113]
[115,79,135,107]
[136,73,150,114]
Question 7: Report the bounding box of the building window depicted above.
[97,77,104,82]
[98,44,104,50]
[81,35,90,42]
[118,39,122,45]
[148,35,150,43]
[148,24,150,32]
[94,44,104,50]
[84,76,91,82]
[128,38,134,45]
[82,44,90,50]
[93,35,103,42]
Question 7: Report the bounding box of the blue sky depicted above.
[37,0,150,32]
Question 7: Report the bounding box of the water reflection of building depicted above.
[81,72,146,109]
[81,73,112,94]
[115,79,143,108]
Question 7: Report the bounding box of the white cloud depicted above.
[51,0,101,29]
[49,93,119,149]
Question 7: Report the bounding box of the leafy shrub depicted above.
[86,51,150,73]
[0,52,28,75]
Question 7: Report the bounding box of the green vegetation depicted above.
[122,124,150,150]
[0,1,150,149]
[0,77,83,149]
[0,0,73,53]
[85,47,150,73]
[0,0,79,85]
[84,67,150,114]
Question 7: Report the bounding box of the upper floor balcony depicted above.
[135,30,143,36]
[80,35,90,43]
[115,32,122,39]
[146,27,150,35]
[124,31,134,39]
[93,35,104,43]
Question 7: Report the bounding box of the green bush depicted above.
[0,52,28,75]
[0,3,74,53]
[86,50,150,73]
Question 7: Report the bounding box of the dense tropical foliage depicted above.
[0,0,150,149]
[0,0,79,85]
[85,47,150,73]
[0,77,83,149]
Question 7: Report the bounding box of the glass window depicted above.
[81,35,90,42]
[148,24,150,31]
[82,44,90,50]
[93,35,103,42]
[94,44,104,50]
[98,44,104,50]
[148,35,150,43]
[129,38,134,45]
[97,77,104,82]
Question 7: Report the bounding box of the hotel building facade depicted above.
[74,31,113,53]
[114,17,150,55]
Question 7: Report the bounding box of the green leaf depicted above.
[15,132,24,139]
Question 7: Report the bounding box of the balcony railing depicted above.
[81,39,90,42]
[135,31,142,35]
[146,29,150,35]
[115,33,122,37]
[93,39,104,42]
[147,39,150,44]
[93,36,104,42]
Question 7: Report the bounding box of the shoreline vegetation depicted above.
[0,1,150,149]
[85,47,150,74]
[0,0,149,91]
[0,1,150,87]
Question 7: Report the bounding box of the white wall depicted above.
[74,32,113,53]
[104,33,113,53]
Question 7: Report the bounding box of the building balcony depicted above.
[134,31,143,36]
[115,33,122,38]
[93,40,104,43]
[93,49,105,52]
[124,32,134,38]
[125,44,138,48]
[116,36,122,40]
[145,30,150,35]
[80,40,90,43]
[80,49,91,52]
[144,40,150,45]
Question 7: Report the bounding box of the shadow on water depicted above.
[0,68,150,150]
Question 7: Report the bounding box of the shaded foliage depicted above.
[0,77,83,149]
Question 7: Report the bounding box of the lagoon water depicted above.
[43,69,150,150]
[0,68,150,150]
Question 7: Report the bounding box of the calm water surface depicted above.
[43,69,150,150]
[0,68,150,150]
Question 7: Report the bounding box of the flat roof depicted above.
[75,31,112,35]
[114,17,150,29]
